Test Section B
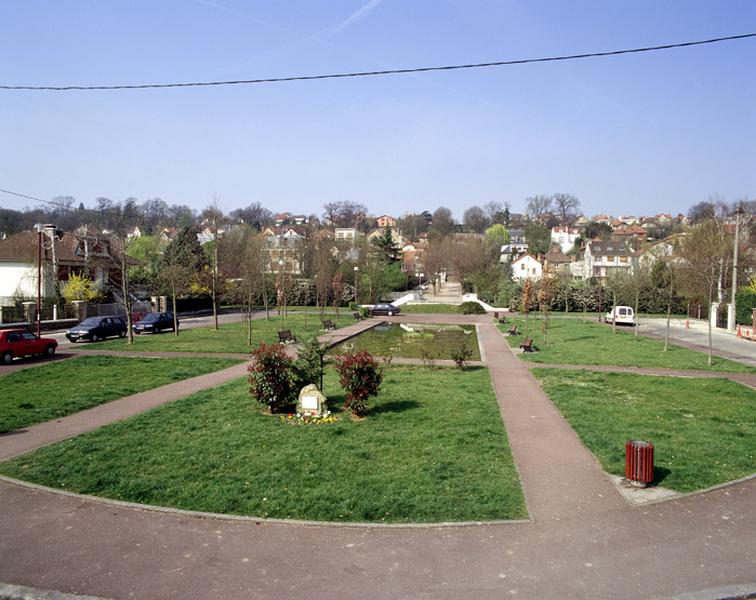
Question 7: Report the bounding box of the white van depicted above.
[605,306,635,326]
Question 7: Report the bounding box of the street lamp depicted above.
[353,266,359,305]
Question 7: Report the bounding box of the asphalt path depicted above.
[638,317,756,367]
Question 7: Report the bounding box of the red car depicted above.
[0,329,58,365]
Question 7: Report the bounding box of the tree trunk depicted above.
[707,281,714,366]
[212,240,219,331]
[612,290,617,335]
[172,283,179,336]
[120,248,134,345]
[634,289,640,340]
[247,289,253,346]
[262,272,270,320]
[664,278,673,351]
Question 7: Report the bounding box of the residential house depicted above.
[582,239,634,279]
[376,215,397,228]
[0,227,129,306]
[638,233,686,267]
[511,254,543,282]
[544,246,572,275]
[274,213,291,227]
[265,234,302,275]
[500,242,529,263]
[401,240,427,275]
[507,228,526,243]
[612,225,647,244]
[126,226,142,241]
[334,228,359,242]
[572,215,589,229]
[367,227,403,246]
[550,226,579,254]
[159,227,178,242]
[593,214,612,225]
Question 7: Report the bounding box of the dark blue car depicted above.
[132,312,178,334]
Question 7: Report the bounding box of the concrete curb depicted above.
[0,475,532,530]
[0,583,110,600]
[650,582,756,599]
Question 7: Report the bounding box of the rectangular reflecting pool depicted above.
[328,322,481,361]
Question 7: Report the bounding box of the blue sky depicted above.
[1,0,755,220]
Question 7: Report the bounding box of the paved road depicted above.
[638,317,756,367]
[0,314,754,599]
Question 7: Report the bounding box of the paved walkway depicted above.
[0,314,754,599]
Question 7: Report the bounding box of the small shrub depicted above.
[295,337,326,390]
[420,348,436,370]
[459,301,486,315]
[358,305,370,319]
[333,351,384,416]
[450,342,473,370]
[248,342,298,413]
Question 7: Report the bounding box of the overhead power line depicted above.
[0,187,102,218]
[1,32,755,92]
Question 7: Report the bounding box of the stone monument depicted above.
[297,384,328,417]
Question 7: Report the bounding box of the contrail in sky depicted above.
[320,0,385,38]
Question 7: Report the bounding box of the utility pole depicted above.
[729,205,744,330]
[35,224,42,336]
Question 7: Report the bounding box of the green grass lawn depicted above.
[0,366,527,523]
[0,355,240,433]
[399,304,461,314]
[500,317,755,373]
[534,369,756,492]
[90,313,354,354]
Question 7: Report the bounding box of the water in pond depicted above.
[329,323,480,361]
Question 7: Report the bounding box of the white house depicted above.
[511,255,543,282]
[335,228,358,242]
[583,239,634,279]
[550,226,580,254]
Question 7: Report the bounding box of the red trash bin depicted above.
[625,440,654,486]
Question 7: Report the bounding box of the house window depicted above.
[620,256,628,263]
[603,256,609,262]
[521,264,525,270]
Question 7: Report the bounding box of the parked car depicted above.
[370,303,401,317]
[605,306,636,326]
[0,329,58,365]
[66,316,127,343]
[132,312,178,334]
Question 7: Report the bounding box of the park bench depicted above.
[322,319,336,331]
[497,316,507,324]
[352,311,363,321]
[277,329,298,344]
[507,324,518,336]
[519,337,536,353]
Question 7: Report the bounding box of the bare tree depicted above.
[679,219,732,365]
[552,193,581,225]
[462,205,489,233]
[525,195,553,223]
[200,201,225,330]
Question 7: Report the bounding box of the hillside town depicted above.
[1,195,754,333]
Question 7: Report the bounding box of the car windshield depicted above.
[79,317,102,326]
[141,314,159,322]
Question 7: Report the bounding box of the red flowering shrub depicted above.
[248,342,298,413]
[333,351,383,416]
